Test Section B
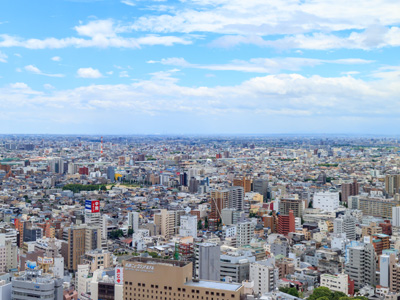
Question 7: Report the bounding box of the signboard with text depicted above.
[85,200,100,213]
[115,267,123,284]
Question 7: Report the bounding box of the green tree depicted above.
[308,201,313,208]
[332,291,347,300]
[100,185,107,191]
[287,287,299,297]
[308,287,332,300]
[128,228,134,235]
[204,217,208,229]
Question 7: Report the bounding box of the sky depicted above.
[0,0,399,135]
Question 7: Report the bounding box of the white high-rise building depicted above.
[236,221,255,247]
[250,258,279,295]
[313,192,339,212]
[128,212,140,233]
[195,243,220,281]
[179,215,197,237]
[392,206,400,227]
[333,211,356,240]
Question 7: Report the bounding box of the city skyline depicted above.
[0,0,399,134]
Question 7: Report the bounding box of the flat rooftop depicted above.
[125,257,190,268]
[185,280,242,291]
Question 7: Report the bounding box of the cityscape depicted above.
[1,0,400,300]
[0,135,399,299]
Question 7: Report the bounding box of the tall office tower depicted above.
[107,166,115,182]
[236,221,255,247]
[179,172,188,186]
[188,177,199,194]
[12,269,63,300]
[279,197,303,218]
[278,210,295,236]
[250,258,279,295]
[61,226,86,272]
[393,206,400,227]
[333,211,357,240]
[228,186,244,211]
[179,215,197,237]
[253,179,268,202]
[210,189,230,222]
[85,226,102,252]
[123,257,244,300]
[128,211,140,233]
[233,177,252,193]
[345,242,377,289]
[195,243,220,281]
[385,175,400,197]
[48,157,65,174]
[380,253,400,292]
[342,179,360,202]
[154,209,176,239]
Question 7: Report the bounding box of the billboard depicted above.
[85,200,100,213]
[115,267,123,284]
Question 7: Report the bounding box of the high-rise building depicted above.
[249,258,278,295]
[233,177,251,193]
[61,226,86,272]
[122,257,244,300]
[195,243,220,281]
[210,187,244,228]
[385,175,400,197]
[179,215,197,238]
[333,211,357,240]
[127,212,139,234]
[278,210,295,236]
[154,209,176,239]
[279,198,303,218]
[342,179,359,202]
[253,179,268,202]
[393,206,400,227]
[107,166,115,182]
[345,242,377,289]
[236,221,255,247]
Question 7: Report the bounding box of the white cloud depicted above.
[51,56,61,61]
[119,71,129,77]
[209,26,400,50]
[1,66,399,120]
[121,0,135,6]
[24,65,64,77]
[0,20,193,50]
[44,84,55,89]
[0,51,7,62]
[76,67,103,78]
[149,57,374,73]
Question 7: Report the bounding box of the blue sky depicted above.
[0,0,399,134]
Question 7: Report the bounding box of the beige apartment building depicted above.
[122,257,244,300]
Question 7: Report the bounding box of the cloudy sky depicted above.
[0,0,399,134]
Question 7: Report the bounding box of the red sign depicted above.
[91,200,100,213]
[115,267,123,284]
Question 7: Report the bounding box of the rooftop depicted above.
[185,280,242,291]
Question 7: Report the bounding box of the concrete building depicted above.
[195,243,220,281]
[220,251,255,283]
[253,178,269,202]
[61,226,86,272]
[154,209,176,239]
[179,215,197,238]
[249,258,278,295]
[385,175,400,197]
[11,269,63,300]
[345,242,377,289]
[279,198,303,218]
[359,198,399,219]
[342,180,359,203]
[236,221,255,247]
[393,206,400,227]
[122,257,243,300]
[313,192,339,212]
[127,212,139,234]
[333,211,356,240]
[320,273,350,295]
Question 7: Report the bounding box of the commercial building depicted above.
[342,180,359,203]
[385,175,400,197]
[253,178,269,202]
[179,215,197,238]
[11,269,63,300]
[333,211,356,240]
[313,192,339,212]
[194,243,220,281]
[249,258,278,295]
[220,251,255,283]
[279,198,303,218]
[236,221,255,247]
[278,210,295,236]
[122,257,243,300]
